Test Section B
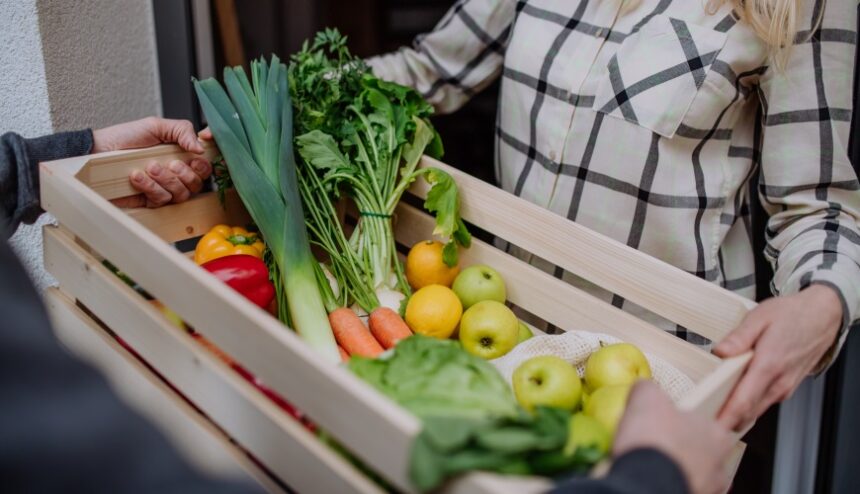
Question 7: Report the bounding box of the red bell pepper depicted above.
[201,255,276,309]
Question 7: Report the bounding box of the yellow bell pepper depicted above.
[194,224,265,265]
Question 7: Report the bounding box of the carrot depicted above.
[338,345,350,362]
[329,307,384,358]
[369,307,412,349]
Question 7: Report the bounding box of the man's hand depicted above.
[613,381,734,494]
[713,284,843,431]
[93,117,212,208]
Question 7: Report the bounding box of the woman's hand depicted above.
[93,117,212,208]
[714,284,843,431]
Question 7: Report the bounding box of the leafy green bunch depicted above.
[289,29,471,310]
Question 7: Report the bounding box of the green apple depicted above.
[459,300,519,359]
[517,321,534,343]
[512,355,582,412]
[583,384,632,437]
[452,264,506,309]
[584,343,652,391]
[564,412,611,456]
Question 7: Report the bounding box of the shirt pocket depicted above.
[591,15,729,138]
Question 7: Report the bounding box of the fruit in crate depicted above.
[406,240,460,289]
[194,224,265,265]
[200,255,276,310]
[564,412,611,456]
[584,343,652,391]
[451,264,506,309]
[584,384,632,437]
[512,355,582,412]
[404,285,463,339]
[458,300,519,359]
[517,321,534,343]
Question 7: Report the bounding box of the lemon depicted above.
[406,240,460,289]
[405,285,463,339]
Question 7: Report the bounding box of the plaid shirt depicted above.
[369,0,860,355]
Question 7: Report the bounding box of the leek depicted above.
[193,57,340,364]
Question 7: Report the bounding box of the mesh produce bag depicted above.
[490,331,695,402]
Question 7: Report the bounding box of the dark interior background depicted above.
[152,2,860,493]
[225,0,498,185]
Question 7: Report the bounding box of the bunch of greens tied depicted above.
[290,29,471,312]
[349,336,603,491]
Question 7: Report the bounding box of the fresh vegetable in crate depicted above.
[289,29,471,313]
[194,30,471,365]
[194,224,265,265]
[200,254,276,310]
[194,55,341,363]
[349,335,605,491]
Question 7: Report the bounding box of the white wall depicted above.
[0,0,53,137]
[36,0,162,131]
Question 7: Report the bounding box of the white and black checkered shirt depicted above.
[369,0,860,356]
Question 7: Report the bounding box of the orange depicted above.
[404,285,463,339]
[405,240,460,289]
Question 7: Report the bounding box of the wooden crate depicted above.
[40,143,754,493]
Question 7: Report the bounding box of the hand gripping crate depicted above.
[39,143,753,493]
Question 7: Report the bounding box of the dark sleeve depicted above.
[549,448,689,494]
[0,238,262,493]
[0,129,93,236]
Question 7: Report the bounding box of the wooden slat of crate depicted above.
[391,201,752,415]
[393,201,719,382]
[41,153,422,492]
[43,226,383,494]
[43,287,287,494]
[41,144,754,493]
[413,156,757,343]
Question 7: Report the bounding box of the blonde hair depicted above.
[706,0,825,68]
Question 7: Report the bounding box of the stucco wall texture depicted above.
[0,0,53,137]
[37,0,162,131]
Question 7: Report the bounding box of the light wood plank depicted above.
[411,157,756,342]
[677,352,752,417]
[44,288,287,494]
[126,189,249,243]
[392,202,720,382]
[43,227,384,494]
[41,145,756,493]
[42,152,526,494]
[78,141,220,200]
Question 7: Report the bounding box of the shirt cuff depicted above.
[780,265,859,374]
[24,128,94,165]
[365,51,413,87]
[802,272,857,374]
[549,448,689,494]
[605,448,689,494]
[3,129,93,233]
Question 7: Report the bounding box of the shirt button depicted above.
[595,28,604,38]
[549,150,557,161]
